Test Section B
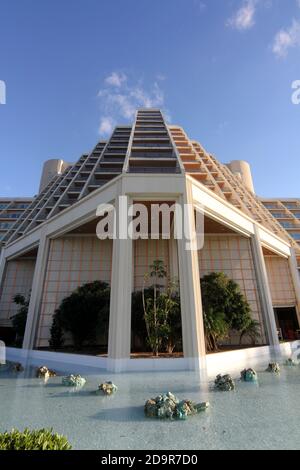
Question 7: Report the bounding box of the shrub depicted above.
[203,307,229,352]
[49,316,64,350]
[239,319,261,345]
[0,428,71,450]
[50,281,110,350]
[201,272,259,351]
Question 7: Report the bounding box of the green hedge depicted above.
[0,428,72,450]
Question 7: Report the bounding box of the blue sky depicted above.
[0,0,300,198]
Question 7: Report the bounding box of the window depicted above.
[271,212,286,218]
[280,222,294,228]
[11,203,30,209]
[4,213,20,219]
[290,233,300,240]
[0,222,13,229]
[284,203,299,210]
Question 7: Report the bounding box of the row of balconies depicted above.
[128,166,180,174]
[0,213,21,220]
[135,126,166,132]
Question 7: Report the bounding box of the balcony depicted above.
[0,222,14,229]
[291,233,300,240]
[133,137,170,143]
[107,144,128,149]
[58,204,70,210]
[129,158,177,169]
[280,222,297,229]
[102,156,125,163]
[130,149,175,159]
[136,119,163,124]
[271,212,288,219]
[135,126,166,132]
[113,129,131,135]
[94,170,121,178]
[128,166,180,174]
[0,213,21,220]
[99,162,124,172]
[7,204,30,210]
[132,144,173,151]
[67,191,81,199]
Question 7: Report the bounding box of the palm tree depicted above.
[203,307,229,352]
[239,319,261,346]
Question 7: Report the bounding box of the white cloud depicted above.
[98,117,115,136]
[0,80,6,105]
[156,73,166,82]
[193,0,206,14]
[130,82,164,109]
[227,0,257,31]
[272,19,300,57]
[104,72,127,87]
[97,73,170,135]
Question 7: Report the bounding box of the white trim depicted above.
[5,341,300,376]
[206,341,300,379]
[258,226,291,258]
[192,180,254,236]
[191,177,291,256]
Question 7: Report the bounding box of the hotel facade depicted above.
[1,109,300,372]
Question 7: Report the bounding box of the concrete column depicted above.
[176,181,207,373]
[107,195,133,372]
[23,229,50,350]
[251,225,280,353]
[168,235,179,281]
[0,249,6,289]
[0,250,7,336]
[288,248,300,323]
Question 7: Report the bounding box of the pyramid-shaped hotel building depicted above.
[1,109,300,371]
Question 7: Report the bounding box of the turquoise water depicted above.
[1,363,300,450]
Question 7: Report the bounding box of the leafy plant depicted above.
[203,307,229,352]
[164,290,182,354]
[201,272,259,352]
[50,281,110,350]
[10,293,30,347]
[0,428,71,450]
[142,260,182,356]
[239,319,261,346]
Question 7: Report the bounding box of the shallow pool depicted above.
[0,363,300,450]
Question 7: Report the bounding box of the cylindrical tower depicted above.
[227,160,255,193]
[39,159,71,193]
